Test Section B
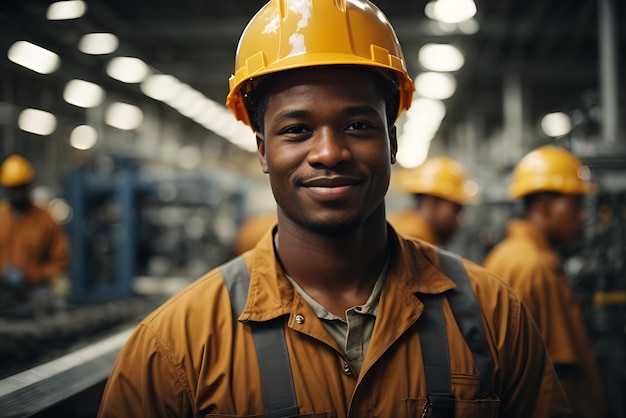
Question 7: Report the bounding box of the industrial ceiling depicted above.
[1,0,624,163]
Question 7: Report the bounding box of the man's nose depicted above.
[306,127,352,167]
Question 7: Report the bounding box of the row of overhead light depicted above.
[396,0,478,168]
[396,0,574,169]
[6,0,257,155]
[9,1,570,166]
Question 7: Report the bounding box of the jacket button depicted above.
[295,314,304,324]
[342,361,351,375]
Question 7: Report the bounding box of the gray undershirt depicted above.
[284,257,388,376]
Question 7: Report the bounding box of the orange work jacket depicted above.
[98,226,572,418]
[483,219,606,418]
[388,209,441,247]
[0,202,69,286]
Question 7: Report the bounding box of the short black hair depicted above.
[243,65,400,133]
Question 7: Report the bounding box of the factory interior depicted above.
[0,0,625,416]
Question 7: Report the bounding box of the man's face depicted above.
[546,194,586,243]
[431,197,463,244]
[6,184,30,211]
[256,66,397,236]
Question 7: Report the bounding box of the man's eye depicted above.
[282,125,307,134]
[347,121,370,130]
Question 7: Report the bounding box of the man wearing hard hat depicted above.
[483,145,606,418]
[98,1,571,417]
[0,154,70,312]
[389,157,477,247]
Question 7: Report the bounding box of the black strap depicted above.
[221,256,299,418]
[435,247,492,398]
[221,256,249,318]
[419,293,455,418]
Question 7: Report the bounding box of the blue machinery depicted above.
[64,158,245,304]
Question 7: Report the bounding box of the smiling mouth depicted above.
[301,176,359,188]
[301,176,361,200]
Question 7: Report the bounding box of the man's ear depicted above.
[256,133,268,173]
[389,125,398,165]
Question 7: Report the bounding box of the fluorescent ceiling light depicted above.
[63,79,105,108]
[396,136,431,169]
[8,41,60,74]
[70,125,98,150]
[48,198,74,225]
[418,44,464,72]
[166,85,206,117]
[405,98,446,134]
[458,18,480,34]
[396,98,448,168]
[426,0,477,24]
[165,83,196,109]
[107,57,149,83]
[47,1,87,20]
[105,102,144,130]
[79,33,119,55]
[141,74,181,102]
[18,108,57,136]
[48,198,73,224]
[540,112,572,137]
[415,72,457,100]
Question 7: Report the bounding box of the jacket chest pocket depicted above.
[404,398,500,418]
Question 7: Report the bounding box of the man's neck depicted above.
[274,212,390,309]
[11,201,31,215]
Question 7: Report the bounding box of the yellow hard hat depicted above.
[226,0,415,128]
[509,145,596,198]
[398,157,478,205]
[0,154,35,187]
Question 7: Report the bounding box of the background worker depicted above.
[0,154,70,315]
[388,156,477,247]
[232,210,277,255]
[483,145,606,418]
[98,1,572,417]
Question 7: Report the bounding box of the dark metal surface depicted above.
[0,327,132,418]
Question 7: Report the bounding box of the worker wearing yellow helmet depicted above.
[0,154,70,311]
[99,2,571,417]
[483,145,606,418]
[388,157,478,247]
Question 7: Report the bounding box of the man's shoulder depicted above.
[24,203,60,224]
[484,234,549,271]
[0,201,9,215]
[141,260,239,329]
[399,238,517,299]
[460,255,519,294]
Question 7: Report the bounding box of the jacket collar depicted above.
[239,224,457,323]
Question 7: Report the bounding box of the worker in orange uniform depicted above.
[98,1,572,417]
[483,145,606,418]
[388,157,477,247]
[0,154,70,313]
